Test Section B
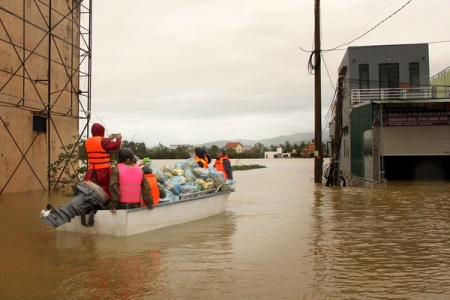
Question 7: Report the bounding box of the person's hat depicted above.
[143,157,150,162]
[195,147,206,157]
[142,166,152,174]
[218,148,226,155]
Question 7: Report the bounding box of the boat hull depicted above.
[56,191,230,236]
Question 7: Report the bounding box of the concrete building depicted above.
[264,147,291,159]
[330,43,450,182]
[0,1,91,194]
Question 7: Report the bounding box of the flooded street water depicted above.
[1,158,450,299]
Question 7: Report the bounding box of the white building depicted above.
[264,147,291,159]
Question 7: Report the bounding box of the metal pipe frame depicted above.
[0,0,92,194]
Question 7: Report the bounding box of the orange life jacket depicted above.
[117,163,143,204]
[143,173,159,205]
[194,155,209,168]
[85,136,111,170]
[214,155,230,179]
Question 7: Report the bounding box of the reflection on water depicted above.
[1,159,450,299]
[51,213,236,300]
[311,181,450,299]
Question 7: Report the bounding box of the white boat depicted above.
[56,189,231,236]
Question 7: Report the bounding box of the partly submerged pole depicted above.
[314,0,322,183]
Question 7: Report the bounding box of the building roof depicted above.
[225,142,243,148]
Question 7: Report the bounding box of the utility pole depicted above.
[314,0,322,183]
[331,76,343,186]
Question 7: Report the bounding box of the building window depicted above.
[409,62,420,88]
[359,64,369,89]
[379,63,399,88]
[33,115,47,133]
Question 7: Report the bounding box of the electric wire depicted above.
[341,0,398,45]
[323,0,414,52]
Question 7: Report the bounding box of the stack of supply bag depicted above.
[147,158,234,203]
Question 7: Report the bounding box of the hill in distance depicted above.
[197,131,329,149]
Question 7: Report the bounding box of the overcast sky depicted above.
[86,0,450,147]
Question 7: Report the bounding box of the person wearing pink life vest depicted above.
[109,148,154,214]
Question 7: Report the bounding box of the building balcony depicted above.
[350,87,438,104]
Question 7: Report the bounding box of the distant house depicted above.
[301,142,315,158]
[264,147,291,159]
[224,142,244,153]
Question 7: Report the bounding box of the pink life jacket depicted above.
[117,163,143,204]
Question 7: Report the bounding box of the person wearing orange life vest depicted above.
[109,148,153,214]
[214,148,233,180]
[84,123,122,198]
[141,166,160,205]
[194,147,211,168]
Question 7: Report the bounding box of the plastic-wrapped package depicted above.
[209,167,220,176]
[204,179,214,190]
[180,184,198,194]
[163,181,174,192]
[162,172,172,182]
[172,167,184,176]
[174,161,186,170]
[150,165,166,183]
[164,190,178,202]
[212,172,227,186]
[171,175,187,185]
[155,156,233,200]
[193,167,210,179]
[184,168,197,181]
[160,165,173,173]
[184,158,199,171]
[227,179,236,192]
[165,183,181,195]
[195,178,208,191]
[157,183,167,198]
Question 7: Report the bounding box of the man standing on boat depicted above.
[214,148,233,180]
[194,147,211,168]
[109,148,154,214]
[84,123,122,198]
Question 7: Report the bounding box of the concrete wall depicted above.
[0,0,82,193]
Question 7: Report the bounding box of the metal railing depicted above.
[351,87,433,104]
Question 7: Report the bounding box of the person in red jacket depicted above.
[84,123,122,198]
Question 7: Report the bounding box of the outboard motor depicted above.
[41,181,108,228]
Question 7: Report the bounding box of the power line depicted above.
[342,0,398,45]
[323,0,413,52]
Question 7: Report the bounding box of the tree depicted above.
[49,137,87,190]
[284,141,292,153]
[208,145,220,157]
[252,142,265,158]
[121,140,147,158]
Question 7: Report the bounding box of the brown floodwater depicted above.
[1,158,450,299]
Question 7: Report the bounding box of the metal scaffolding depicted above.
[0,0,92,194]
